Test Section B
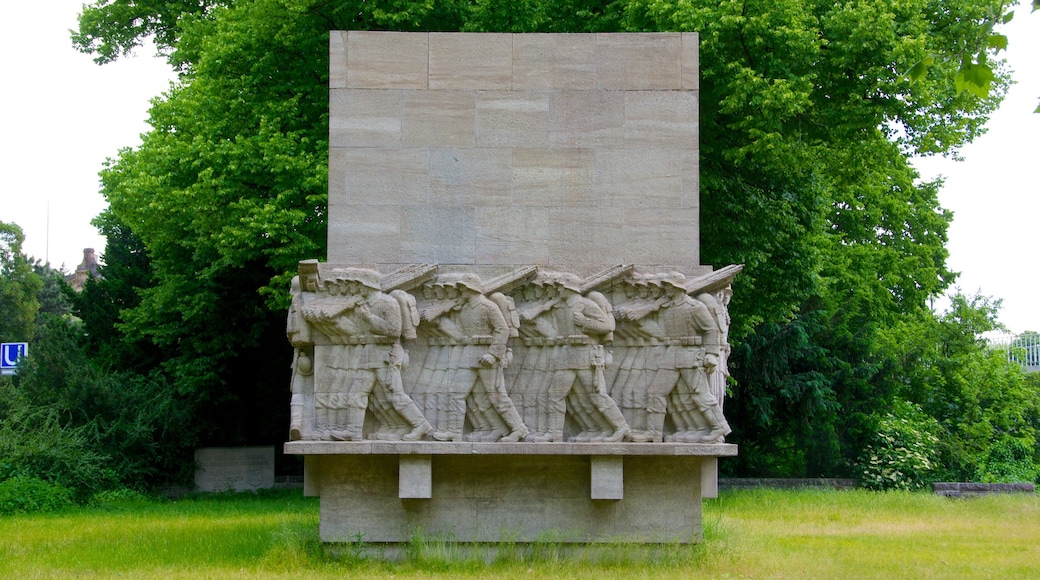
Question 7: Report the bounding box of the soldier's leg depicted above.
[481,366,528,442]
[579,369,630,442]
[680,368,730,442]
[333,370,375,441]
[631,369,677,443]
[530,370,572,442]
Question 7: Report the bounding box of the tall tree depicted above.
[74,0,1011,476]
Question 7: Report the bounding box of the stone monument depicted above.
[284,31,739,545]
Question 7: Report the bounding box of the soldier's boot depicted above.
[397,402,432,442]
[627,410,663,443]
[432,405,464,441]
[331,406,366,441]
[698,406,731,443]
[497,405,529,443]
[289,395,305,441]
[645,411,666,443]
[597,403,631,443]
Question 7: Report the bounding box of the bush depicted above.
[858,400,941,490]
[976,436,1040,483]
[0,381,115,501]
[0,475,75,515]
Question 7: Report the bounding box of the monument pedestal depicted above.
[285,441,736,544]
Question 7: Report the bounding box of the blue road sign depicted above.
[1,342,28,375]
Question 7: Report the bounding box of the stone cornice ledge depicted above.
[284,441,738,456]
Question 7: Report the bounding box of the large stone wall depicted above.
[328,31,701,274]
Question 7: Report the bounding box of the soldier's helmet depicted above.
[324,268,353,289]
[434,273,462,287]
[456,273,484,293]
[555,273,583,293]
[655,271,687,290]
[343,268,382,290]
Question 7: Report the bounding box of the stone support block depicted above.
[591,456,624,500]
[701,457,718,499]
[286,442,736,544]
[399,455,433,499]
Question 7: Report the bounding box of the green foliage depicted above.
[0,221,42,343]
[15,312,196,489]
[0,381,115,501]
[858,400,941,491]
[0,475,75,515]
[72,0,1017,482]
[905,0,1037,110]
[976,436,1040,483]
[875,294,1040,480]
[72,0,223,65]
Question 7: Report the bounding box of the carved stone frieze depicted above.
[288,262,740,444]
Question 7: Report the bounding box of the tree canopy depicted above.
[71,0,1034,481]
[0,221,42,343]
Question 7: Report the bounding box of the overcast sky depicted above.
[1,2,1038,333]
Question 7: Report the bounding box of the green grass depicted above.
[1,488,1037,578]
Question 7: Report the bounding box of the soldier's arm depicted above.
[363,296,403,337]
[574,300,615,335]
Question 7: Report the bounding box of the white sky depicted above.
[1,2,1037,333]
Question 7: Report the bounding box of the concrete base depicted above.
[285,441,736,544]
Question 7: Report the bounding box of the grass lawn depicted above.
[1,487,1037,578]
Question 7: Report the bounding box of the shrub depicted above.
[975,436,1040,483]
[0,382,115,500]
[0,475,75,515]
[858,400,941,490]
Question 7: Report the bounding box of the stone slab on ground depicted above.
[194,446,274,492]
[933,482,1036,497]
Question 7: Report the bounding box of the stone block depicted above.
[591,456,624,500]
[701,457,718,499]
[549,91,625,149]
[194,447,274,492]
[680,149,700,209]
[595,33,683,90]
[622,207,699,268]
[624,91,699,149]
[329,89,401,148]
[337,147,429,207]
[327,205,403,264]
[309,453,707,543]
[511,148,595,207]
[429,148,513,206]
[475,92,550,148]
[475,206,550,265]
[346,31,428,89]
[512,34,597,90]
[400,455,432,499]
[594,149,685,208]
[547,208,626,268]
[429,33,512,90]
[681,32,700,91]
[402,91,476,148]
[330,31,347,89]
[400,205,477,264]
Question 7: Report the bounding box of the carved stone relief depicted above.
[288,262,739,443]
